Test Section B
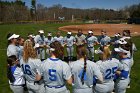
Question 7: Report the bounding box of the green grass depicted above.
[0,23,140,93]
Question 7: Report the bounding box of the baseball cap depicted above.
[8,34,19,40]
[28,34,35,38]
[114,47,129,54]
[67,32,72,35]
[118,38,127,44]
[88,30,93,34]
[38,30,44,34]
[48,33,52,36]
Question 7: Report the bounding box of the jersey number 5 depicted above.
[21,64,32,75]
[49,69,57,81]
[105,67,117,79]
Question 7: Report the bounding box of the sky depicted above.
[5,0,140,10]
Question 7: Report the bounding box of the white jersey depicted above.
[120,58,132,80]
[75,34,86,45]
[64,36,76,47]
[70,60,102,89]
[96,58,123,83]
[17,45,23,60]
[9,66,25,85]
[40,58,72,86]
[45,37,54,46]
[20,58,42,82]
[98,35,111,46]
[86,36,98,48]
[34,35,46,45]
[53,36,64,45]
[7,44,19,57]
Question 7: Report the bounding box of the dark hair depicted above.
[123,30,131,37]
[50,41,64,59]
[7,55,17,83]
[7,33,13,45]
[76,45,87,85]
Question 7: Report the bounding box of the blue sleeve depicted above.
[93,76,97,85]
[120,70,129,78]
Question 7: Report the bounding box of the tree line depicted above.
[0,0,140,23]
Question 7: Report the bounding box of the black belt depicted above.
[45,84,65,88]
[11,84,24,86]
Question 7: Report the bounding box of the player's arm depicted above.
[63,63,72,85]
[93,63,103,83]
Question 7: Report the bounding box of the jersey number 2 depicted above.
[21,64,32,75]
[105,67,117,79]
[49,69,57,81]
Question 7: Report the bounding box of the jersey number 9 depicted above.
[49,69,57,81]
[22,64,32,75]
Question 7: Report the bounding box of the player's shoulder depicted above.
[111,58,120,62]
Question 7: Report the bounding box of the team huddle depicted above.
[6,29,137,93]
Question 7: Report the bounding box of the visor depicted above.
[38,30,44,34]
[8,34,19,40]
[114,47,129,54]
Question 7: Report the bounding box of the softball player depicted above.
[70,45,103,93]
[7,33,20,57]
[85,30,98,61]
[45,32,54,57]
[53,31,64,46]
[7,55,25,93]
[39,41,72,93]
[114,46,132,93]
[34,30,46,61]
[20,39,45,93]
[93,46,123,93]
[121,31,137,65]
[64,32,76,61]
[98,30,111,46]
[75,29,86,46]
[17,37,25,60]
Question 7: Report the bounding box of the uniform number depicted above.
[49,69,57,81]
[105,67,117,79]
[21,64,32,75]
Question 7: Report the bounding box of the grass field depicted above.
[0,23,140,93]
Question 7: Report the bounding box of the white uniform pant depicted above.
[26,81,45,93]
[73,87,93,93]
[93,81,114,93]
[87,47,94,59]
[66,46,74,57]
[115,78,130,93]
[10,85,24,93]
[45,86,70,93]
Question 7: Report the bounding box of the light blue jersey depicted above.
[40,58,72,86]
[45,37,54,46]
[34,35,46,60]
[64,36,76,47]
[7,44,19,57]
[20,58,42,82]
[70,60,102,93]
[98,35,111,46]
[53,36,64,45]
[86,36,98,48]
[94,58,123,93]
[115,58,132,93]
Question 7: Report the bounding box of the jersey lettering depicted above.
[105,67,117,79]
[49,69,57,81]
[21,64,32,75]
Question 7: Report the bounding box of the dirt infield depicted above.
[58,24,140,36]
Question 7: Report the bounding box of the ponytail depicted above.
[76,45,87,85]
[81,56,87,85]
